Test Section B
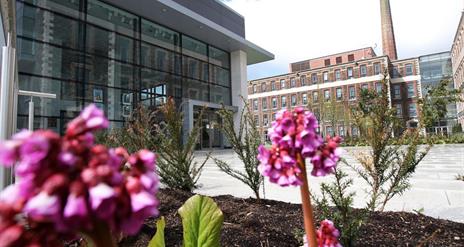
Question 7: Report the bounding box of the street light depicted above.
[18,90,57,131]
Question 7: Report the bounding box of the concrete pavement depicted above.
[193,144,464,223]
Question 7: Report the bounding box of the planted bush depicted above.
[155,98,209,192]
[213,101,263,200]
[350,77,430,211]
[313,162,366,247]
[96,106,159,153]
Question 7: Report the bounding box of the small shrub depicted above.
[312,162,366,247]
[155,98,209,192]
[213,100,263,200]
[96,106,159,153]
[350,75,431,211]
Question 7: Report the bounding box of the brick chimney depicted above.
[380,0,398,60]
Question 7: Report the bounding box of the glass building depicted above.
[14,0,273,148]
[419,51,458,134]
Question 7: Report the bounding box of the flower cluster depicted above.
[316,219,342,247]
[257,107,342,186]
[0,104,159,246]
[303,220,342,247]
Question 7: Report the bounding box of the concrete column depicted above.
[230,50,247,132]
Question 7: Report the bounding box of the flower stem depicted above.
[297,153,318,247]
[86,222,117,247]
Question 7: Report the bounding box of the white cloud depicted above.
[222,0,463,80]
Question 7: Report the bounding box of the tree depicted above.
[155,98,209,192]
[349,75,431,211]
[213,100,263,200]
[95,106,159,153]
[419,79,463,130]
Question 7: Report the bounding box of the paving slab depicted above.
[193,144,464,223]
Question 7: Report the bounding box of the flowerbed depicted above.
[119,189,464,247]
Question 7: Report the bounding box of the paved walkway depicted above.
[193,144,464,223]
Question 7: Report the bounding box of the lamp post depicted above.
[18,90,57,131]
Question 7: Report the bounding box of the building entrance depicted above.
[194,107,223,149]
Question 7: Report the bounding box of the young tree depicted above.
[419,79,463,131]
[349,75,431,211]
[213,101,263,200]
[155,98,209,192]
[96,106,159,153]
[313,161,366,247]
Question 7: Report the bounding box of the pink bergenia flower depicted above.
[303,220,342,247]
[311,136,343,177]
[316,220,342,247]
[258,107,342,186]
[0,104,159,246]
[66,104,109,137]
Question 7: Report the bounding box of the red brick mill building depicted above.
[247,0,459,141]
[248,48,421,140]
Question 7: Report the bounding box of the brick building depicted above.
[451,11,464,128]
[248,51,421,140]
[247,0,464,140]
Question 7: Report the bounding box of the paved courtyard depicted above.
[193,144,464,223]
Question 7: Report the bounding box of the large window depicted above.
[291,95,297,106]
[393,85,401,99]
[360,65,367,77]
[324,90,330,101]
[349,86,356,100]
[347,67,353,79]
[16,0,232,132]
[262,98,268,110]
[272,97,277,108]
[407,83,415,98]
[336,88,342,101]
[335,70,341,81]
[374,63,381,75]
[409,104,417,117]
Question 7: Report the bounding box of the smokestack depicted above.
[380,0,398,60]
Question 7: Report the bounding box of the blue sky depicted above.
[221,0,463,80]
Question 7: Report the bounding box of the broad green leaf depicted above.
[178,195,224,247]
[148,216,166,247]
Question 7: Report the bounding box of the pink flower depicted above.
[0,141,20,167]
[89,183,116,219]
[66,104,109,137]
[64,194,89,225]
[121,190,159,235]
[258,107,328,186]
[80,104,109,130]
[19,134,50,166]
[23,192,61,221]
[0,104,160,244]
[310,136,343,177]
[316,220,342,247]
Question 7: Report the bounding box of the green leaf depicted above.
[148,216,166,247]
[178,195,224,247]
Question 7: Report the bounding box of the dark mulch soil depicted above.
[119,189,464,247]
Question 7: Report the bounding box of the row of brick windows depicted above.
[251,62,416,94]
[252,83,380,111]
[251,62,385,94]
[254,102,417,129]
[391,63,415,78]
[252,83,416,113]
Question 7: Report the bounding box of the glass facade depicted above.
[419,52,457,132]
[16,0,231,132]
